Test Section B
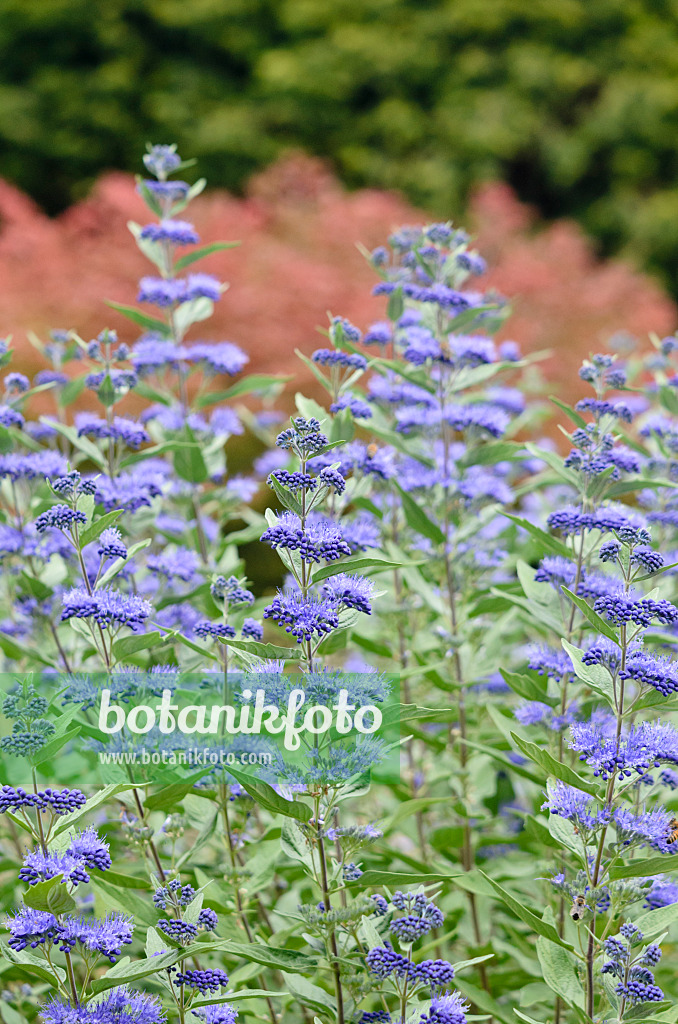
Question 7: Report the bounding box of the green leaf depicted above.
[503,513,572,558]
[195,373,289,407]
[479,872,575,950]
[144,776,210,812]
[0,631,55,666]
[608,855,678,880]
[173,297,215,337]
[174,240,240,270]
[23,875,76,915]
[225,765,311,822]
[97,372,117,407]
[510,733,600,797]
[633,900,678,939]
[311,557,407,584]
[394,483,445,544]
[90,869,152,890]
[561,587,619,643]
[106,301,170,336]
[220,638,300,660]
[30,726,81,767]
[173,427,208,483]
[79,509,124,548]
[536,923,585,1011]
[549,396,587,429]
[0,938,66,985]
[18,572,53,602]
[353,870,461,887]
[562,639,616,706]
[500,669,556,706]
[387,285,404,320]
[460,441,524,467]
[44,420,108,470]
[281,973,335,1016]
[112,630,164,661]
[218,941,317,973]
[524,442,578,485]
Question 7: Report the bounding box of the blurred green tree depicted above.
[3,0,678,289]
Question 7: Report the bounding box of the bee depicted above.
[570,895,588,921]
[366,443,379,459]
[666,817,678,844]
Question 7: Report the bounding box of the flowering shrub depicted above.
[1,142,678,1024]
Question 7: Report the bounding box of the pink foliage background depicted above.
[0,153,674,409]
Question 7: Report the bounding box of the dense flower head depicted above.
[144,143,182,177]
[194,620,236,640]
[174,968,229,993]
[575,397,633,422]
[35,504,86,534]
[0,786,86,815]
[613,806,677,854]
[138,275,224,307]
[644,878,678,910]
[0,404,24,427]
[594,588,678,628]
[198,907,219,931]
[191,1005,238,1024]
[61,587,153,631]
[330,394,373,418]
[157,917,198,942]
[542,782,609,830]
[534,556,579,589]
[276,416,328,454]
[261,512,351,563]
[183,341,248,375]
[40,987,166,1023]
[312,348,367,370]
[140,219,199,246]
[153,879,196,909]
[390,891,444,942]
[0,450,68,481]
[75,413,150,449]
[210,575,254,605]
[19,831,110,888]
[527,646,571,681]
[571,720,678,780]
[547,505,648,538]
[418,992,469,1024]
[264,590,340,642]
[147,547,200,583]
[321,574,374,614]
[98,528,128,561]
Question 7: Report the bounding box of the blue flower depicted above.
[418,991,469,1024]
[35,505,86,534]
[312,348,367,370]
[140,220,199,246]
[191,1005,238,1024]
[390,892,444,942]
[61,587,153,631]
[174,968,229,993]
[541,782,609,830]
[40,987,166,1022]
[264,591,340,643]
[183,342,248,375]
[147,547,200,583]
[98,528,128,561]
[261,512,351,563]
[143,144,182,177]
[321,574,374,614]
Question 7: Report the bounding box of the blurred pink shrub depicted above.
[0,153,673,410]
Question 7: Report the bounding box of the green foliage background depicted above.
[4,0,678,288]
